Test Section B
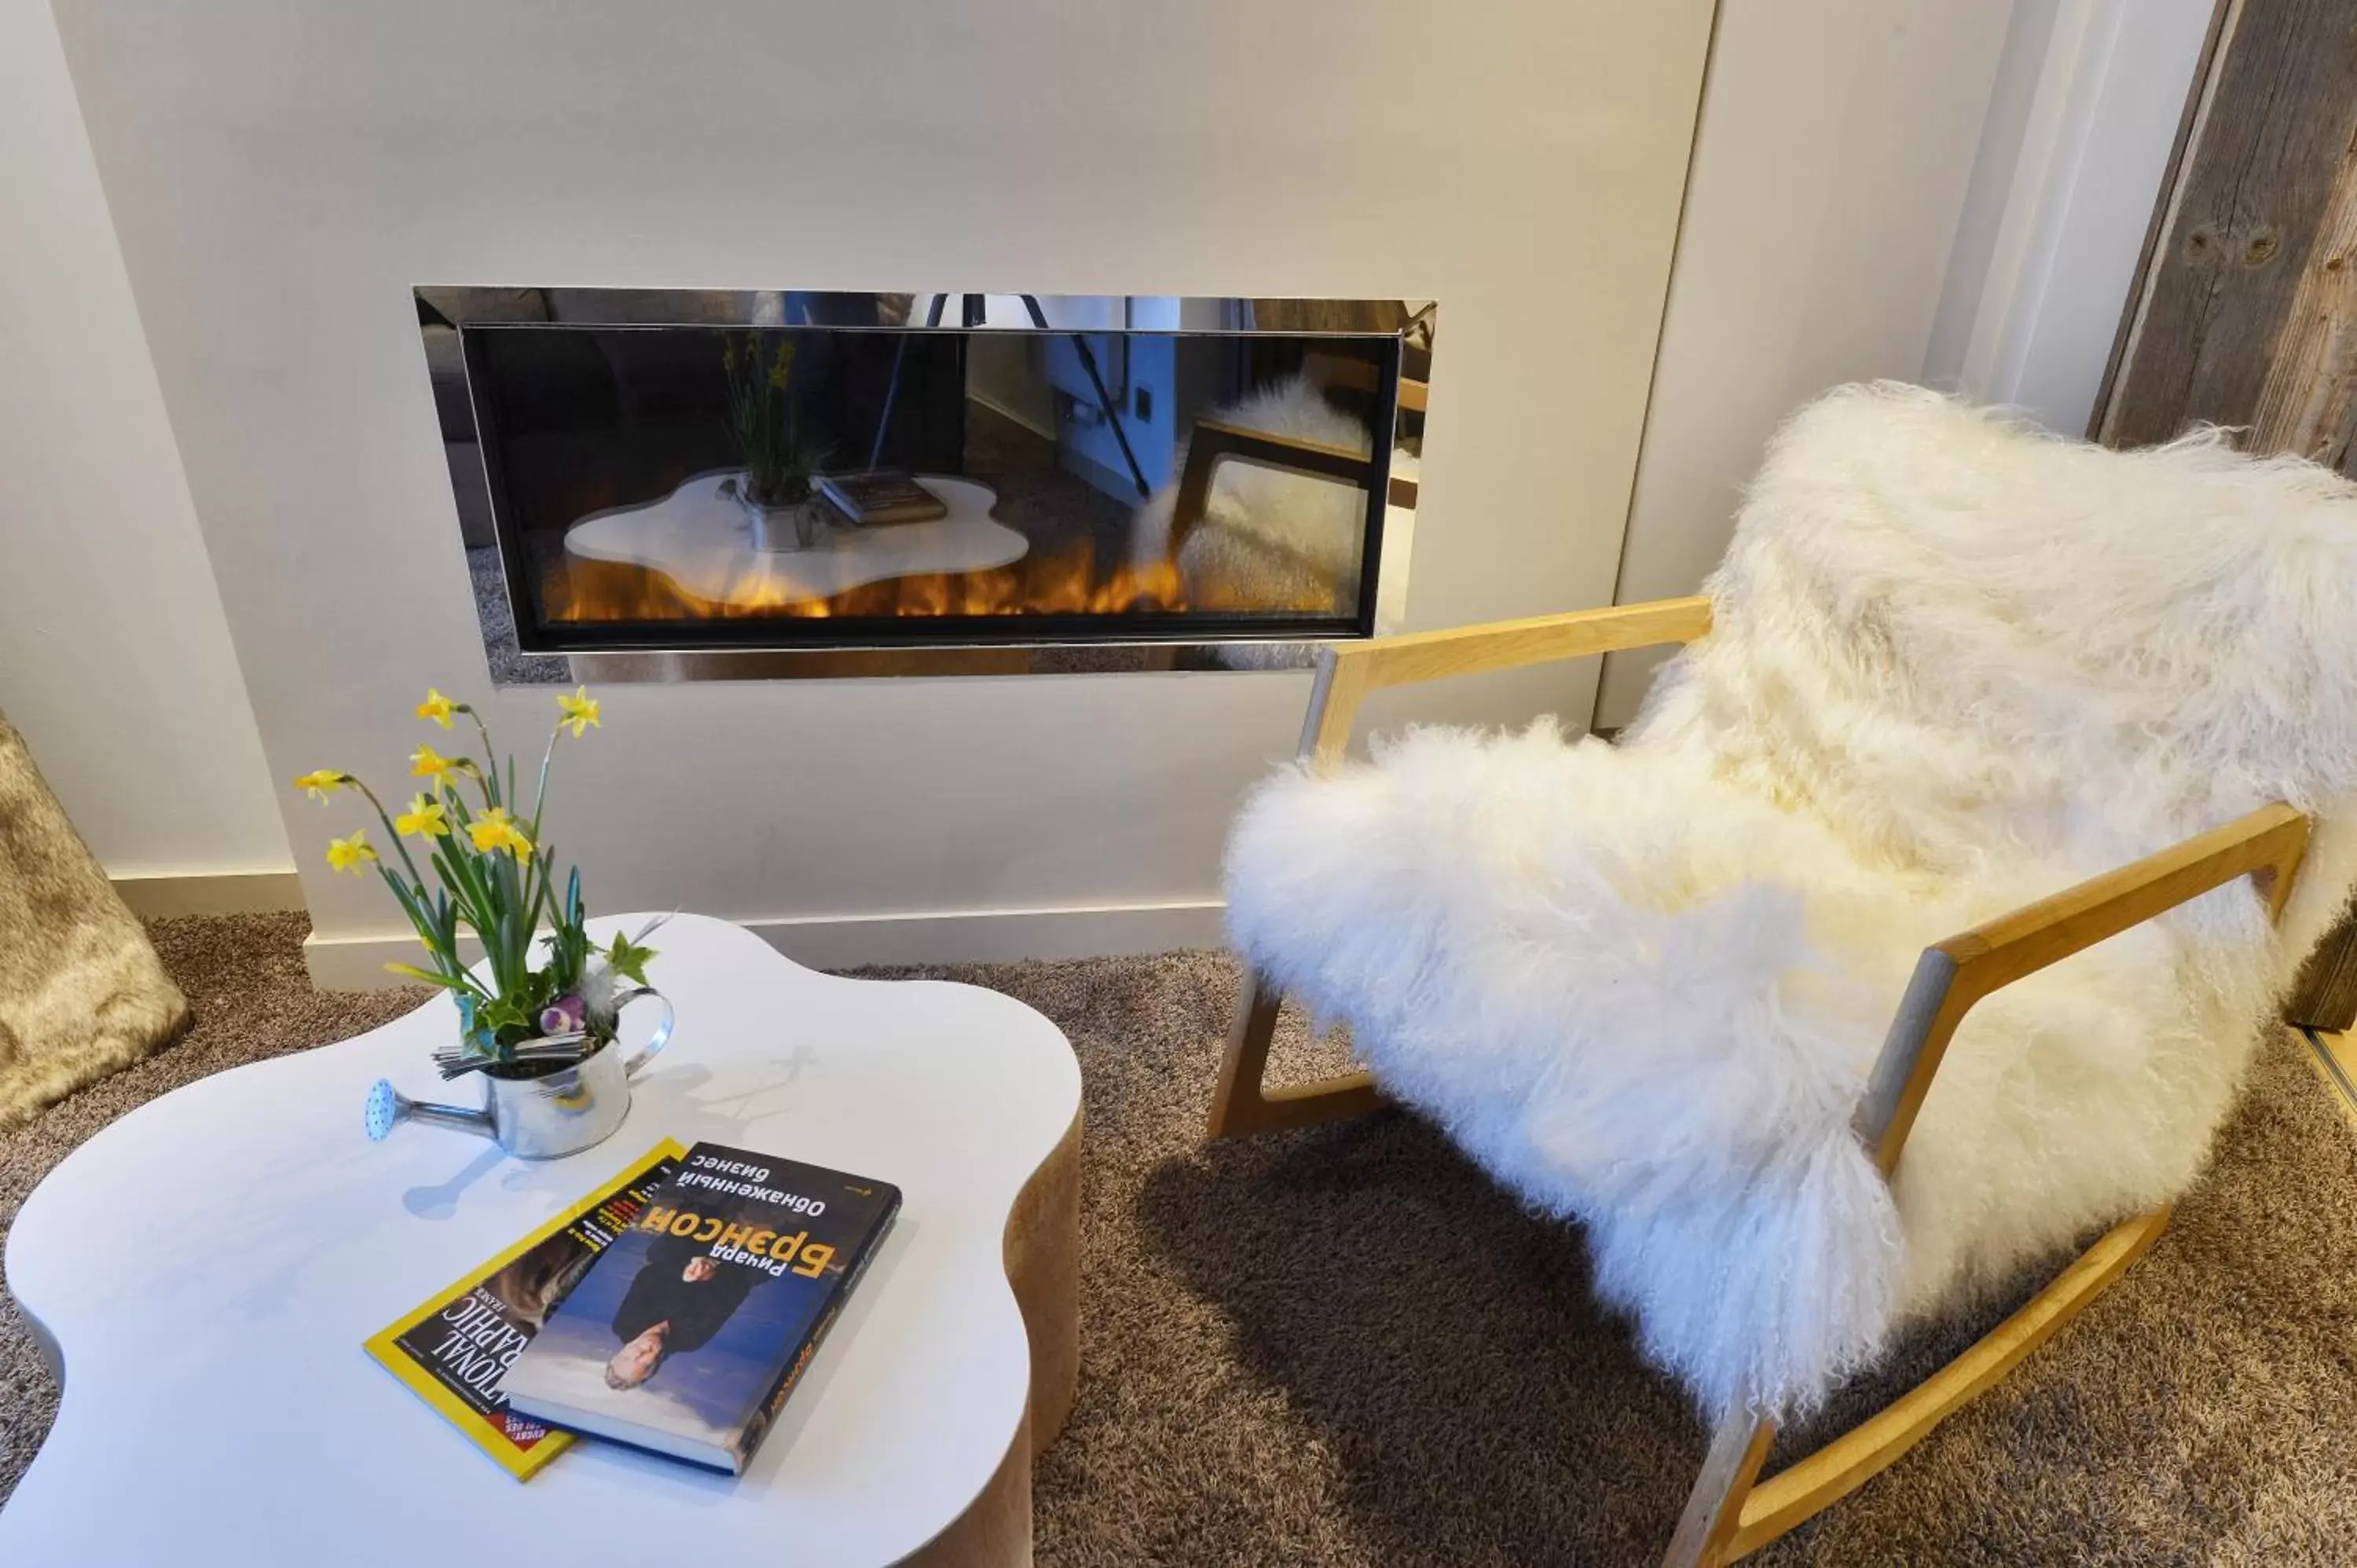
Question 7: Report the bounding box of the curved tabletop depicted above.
[2,914,1080,1567]
[563,473,1029,610]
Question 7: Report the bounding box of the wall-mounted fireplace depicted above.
[418,291,1431,680]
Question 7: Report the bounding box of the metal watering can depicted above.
[365,987,674,1160]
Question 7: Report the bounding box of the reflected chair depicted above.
[1144,363,1424,654]
[1208,383,2357,1564]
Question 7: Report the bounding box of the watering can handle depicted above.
[615,987,674,1079]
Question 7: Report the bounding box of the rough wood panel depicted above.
[2093,0,2357,1027]
[2252,114,2357,466]
[2099,0,2357,448]
[2088,0,2238,434]
[2272,112,2357,1022]
[2255,85,2357,1028]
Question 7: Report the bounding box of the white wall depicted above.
[0,0,288,880]
[51,0,1716,979]
[1594,0,2213,729]
[1929,0,2216,434]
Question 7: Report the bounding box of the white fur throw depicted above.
[1224,383,2357,1420]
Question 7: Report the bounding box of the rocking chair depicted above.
[1208,384,2354,1564]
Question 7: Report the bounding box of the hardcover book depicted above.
[365,1138,686,1479]
[816,470,949,526]
[497,1141,901,1474]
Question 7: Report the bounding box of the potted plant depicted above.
[720,331,827,551]
[297,686,666,1157]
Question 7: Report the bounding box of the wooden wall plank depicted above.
[2250,125,2357,470]
[2093,0,2357,1028]
[2099,0,2357,448]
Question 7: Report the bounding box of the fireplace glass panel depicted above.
[437,295,1427,662]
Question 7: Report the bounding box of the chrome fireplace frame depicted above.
[418,290,1435,683]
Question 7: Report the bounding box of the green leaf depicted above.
[525,842,555,938]
[605,929,658,988]
[376,864,431,932]
[384,962,471,991]
[488,848,530,991]
[476,993,533,1039]
[431,841,494,961]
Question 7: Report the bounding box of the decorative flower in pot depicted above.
[717,330,829,551]
[297,686,672,1159]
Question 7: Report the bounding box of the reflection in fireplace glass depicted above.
[449,300,1418,655]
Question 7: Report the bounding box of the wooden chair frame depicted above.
[1204,595,2312,1565]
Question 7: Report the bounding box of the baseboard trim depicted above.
[300,899,1228,990]
[113,869,306,919]
[964,387,1058,443]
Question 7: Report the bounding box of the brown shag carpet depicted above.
[5,916,2357,1564]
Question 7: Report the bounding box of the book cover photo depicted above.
[365,1138,686,1479]
[498,1141,900,1475]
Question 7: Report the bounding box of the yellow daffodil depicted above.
[410,743,457,782]
[468,806,533,861]
[293,769,346,802]
[325,830,379,875]
[555,686,602,739]
[416,687,457,729]
[394,793,449,838]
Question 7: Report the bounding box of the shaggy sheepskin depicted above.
[1225,383,2357,1420]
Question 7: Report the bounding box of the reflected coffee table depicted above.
[563,472,1029,611]
[2,914,1081,1567]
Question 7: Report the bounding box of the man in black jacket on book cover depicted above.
[603,1229,762,1390]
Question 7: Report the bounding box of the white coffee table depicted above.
[2,914,1081,1567]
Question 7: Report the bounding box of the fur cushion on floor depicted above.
[0,713,188,1131]
[1225,383,2357,1420]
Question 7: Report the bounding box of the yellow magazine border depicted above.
[363,1137,688,1480]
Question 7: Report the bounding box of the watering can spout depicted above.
[359,987,672,1160]
[365,1079,495,1141]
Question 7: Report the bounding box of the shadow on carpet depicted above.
[1136,1059,2357,1566]
[1139,1109,1709,1563]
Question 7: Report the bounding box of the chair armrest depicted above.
[1855,802,2311,1175]
[1298,596,1714,763]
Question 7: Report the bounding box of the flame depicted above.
[545,533,1324,626]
